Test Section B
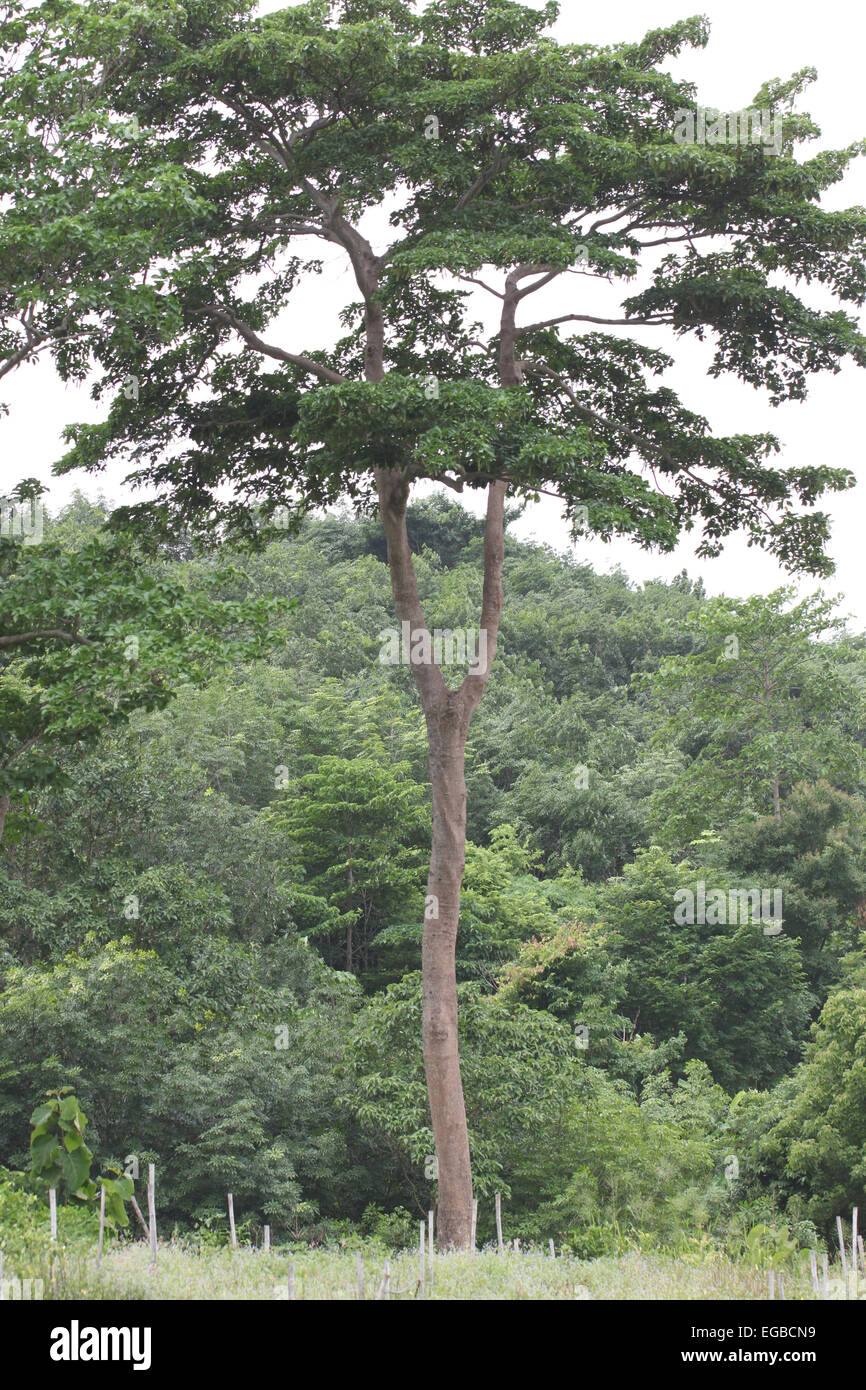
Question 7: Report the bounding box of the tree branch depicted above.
[515,313,674,336]
[0,629,96,649]
[195,306,346,384]
[375,465,448,711]
[461,479,507,713]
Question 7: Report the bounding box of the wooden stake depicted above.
[495,1192,503,1254]
[227,1192,237,1248]
[419,1222,426,1299]
[147,1163,157,1266]
[470,1197,478,1254]
[852,1209,859,1295]
[858,1234,865,1275]
[769,1269,775,1300]
[809,1249,819,1295]
[287,1262,295,1300]
[822,1252,829,1299]
[263,1225,270,1253]
[549,1238,555,1259]
[428,1209,434,1267]
[374,1258,391,1300]
[357,1251,365,1300]
[97,1185,106,1268]
[836,1215,849,1297]
[49,1187,57,1243]
[130,1195,149,1239]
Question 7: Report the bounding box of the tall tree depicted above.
[4,0,866,1245]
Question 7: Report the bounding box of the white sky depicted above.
[1,0,864,626]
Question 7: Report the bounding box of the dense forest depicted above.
[2,491,864,1260]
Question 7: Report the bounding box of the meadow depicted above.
[8,1240,858,1303]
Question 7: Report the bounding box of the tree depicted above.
[725,782,866,997]
[765,977,866,1226]
[266,754,430,975]
[640,589,865,845]
[0,933,359,1232]
[501,845,812,1091]
[5,0,866,1246]
[0,502,275,845]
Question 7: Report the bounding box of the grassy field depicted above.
[16,1241,857,1301]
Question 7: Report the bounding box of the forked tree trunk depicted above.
[364,251,521,1246]
[376,467,506,1249]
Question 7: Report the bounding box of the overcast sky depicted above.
[2,0,864,628]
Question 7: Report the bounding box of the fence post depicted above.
[147,1164,157,1267]
[97,1185,106,1268]
[228,1193,237,1249]
[836,1216,849,1298]
[419,1222,426,1299]
[495,1193,503,1254]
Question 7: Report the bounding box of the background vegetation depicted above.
[2,492,864,1269]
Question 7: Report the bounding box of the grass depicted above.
[13,1239,859,1300]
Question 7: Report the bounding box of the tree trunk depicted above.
[0,793,8,844]
[363,240,512,1249]
[376,466,506,1249]
[423,703,473,1249]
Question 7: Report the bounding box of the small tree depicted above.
[4,0,866,1246]
[29,1088,134,1226]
